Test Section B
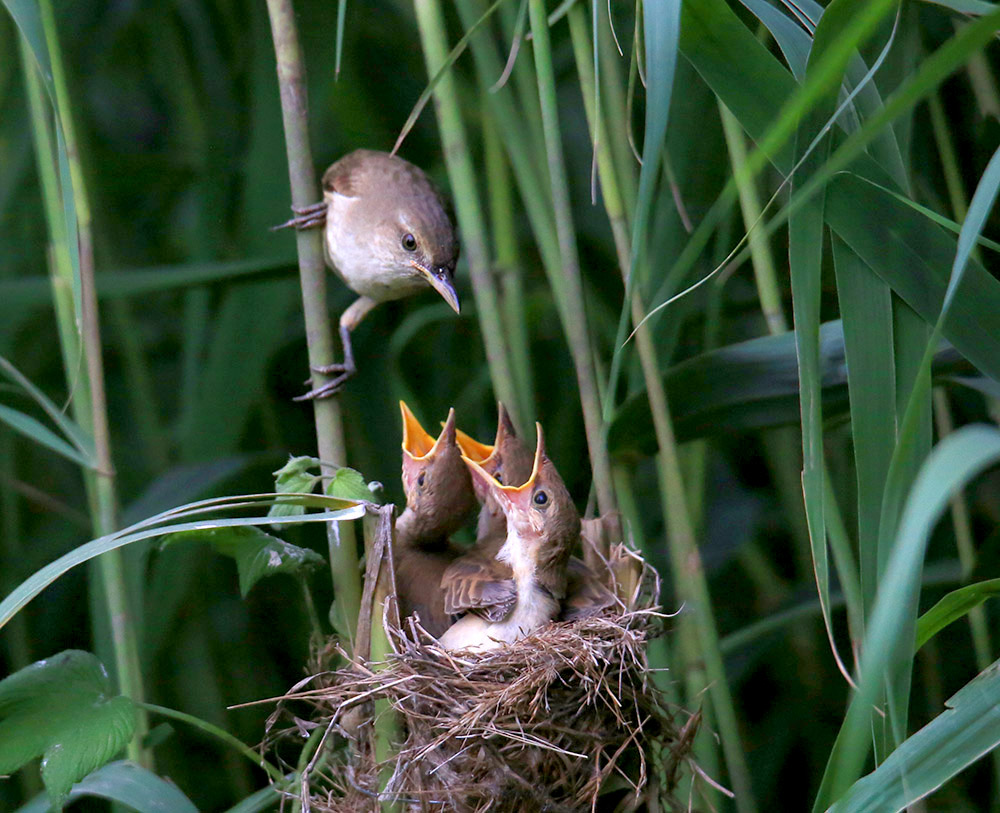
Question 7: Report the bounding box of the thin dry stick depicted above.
[265,0,361,642]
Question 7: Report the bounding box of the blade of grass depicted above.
[817,427,1000,808]
[830,237,895,623]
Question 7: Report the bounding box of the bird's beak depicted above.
[413,262,461,314]
[399,400,438,460]
[454,428,495,465]
[461,423,545,518]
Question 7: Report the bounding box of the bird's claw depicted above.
[295,365,356,400]
[270,201,327,231]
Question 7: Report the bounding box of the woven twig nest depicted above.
[264,510,696,812]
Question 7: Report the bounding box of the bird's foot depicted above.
[295,366,356,401]
[270,201,327,231]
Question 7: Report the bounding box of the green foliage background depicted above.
[2,0,1000,810]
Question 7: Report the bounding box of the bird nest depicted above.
[262,509,697,812]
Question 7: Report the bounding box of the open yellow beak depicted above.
[399,401,437,459]
[460,423,544,513]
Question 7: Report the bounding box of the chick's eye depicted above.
[493,468,503,485]
[401,233,417,251]
[417,472,426,487]
[533,490,548,506]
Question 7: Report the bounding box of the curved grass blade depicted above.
[826,657,1000,813]
[0,355,95,465]
[392,0,506,156]
[0,404,92,468]
[0,497,366,631]
[916,579,1000,651]
[816,426,1000,809]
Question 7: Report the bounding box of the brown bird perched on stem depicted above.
[439,425,579,652]
[275,149,460,399]
[394,401,478,637]
[448,406,616,622]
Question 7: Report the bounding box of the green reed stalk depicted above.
[484,110,535,426]
[565,9,753,806]
[411,0,524,434]
[527,0,614,515]
[264,0,360,643]
[30,1,149,764]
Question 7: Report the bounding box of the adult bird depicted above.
[438,425,579,652]
[394,401,478,638]
[276,150,460,399]
[448,407,616,623]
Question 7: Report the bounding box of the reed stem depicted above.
[566,8,753,806]
[30,1,149,764]
[264,0,360,644]
[527,0,614,516]
[411,0,524,434]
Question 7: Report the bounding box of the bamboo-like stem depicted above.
[264,0,360,644]
[31,3,149,764]
[484,109,535,427]
[718,103,788,335]
[565,10,753,807]
[411,0,524,434]
[527,0,614,516]
[365,508,401,813]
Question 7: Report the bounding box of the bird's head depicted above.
[399,401,477,534]
[326,150,460,313]
[454,403,534,492]
[462,424,579,575]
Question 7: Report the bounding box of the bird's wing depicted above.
[560,556,617,621]
[321,152,365,197]
[441,551,516,622]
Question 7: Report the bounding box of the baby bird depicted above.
[394,401,478,637]
[449,407,616,622]
[277,150,460,399]
[439,426,579,652]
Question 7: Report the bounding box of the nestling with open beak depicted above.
[394,402,478,638]
[448,406,616,622]
[275,149,461,399]
[438,425,579,652]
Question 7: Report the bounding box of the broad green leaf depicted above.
[0,497,365,630]
[16,760,199,813]
[326,466,379,503]
[827,658,1000,813]
[608,321,966,455]
[816,426,1000,808]
[878,141,1000,749]
[0,651,137,807]
[267,456,321,520]
[162,525,325,596]
[916,579,1000,650]
[831,237,896,620]
[826,173,1000,384]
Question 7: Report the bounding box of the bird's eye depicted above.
[533,490,548,506]
[417,471,426,487]
[402,233,417,251]
[493,468,503,484]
